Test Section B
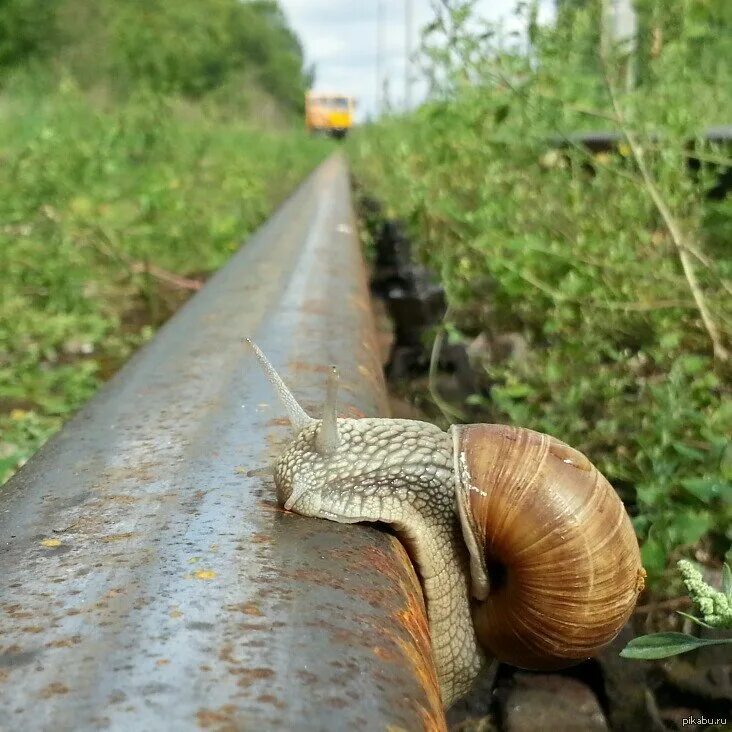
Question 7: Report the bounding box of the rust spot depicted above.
[104,494,141,505]
[288,361,332,374]
[234,668,275,688]
[249,532,271,544]
[45,635,82,649]
[373,645,399,662]
[22,626,45,634]
[258,499,283,514]
[235,622,269,632]
[240,639,266,649]
[256,693,285,709]
[100,533,137,543]
[228,602,263,617]
[219,644,237,665]
[341,404,367,419]
[39,682,70,698]
[266,417,291,427]
[196,705,238,731]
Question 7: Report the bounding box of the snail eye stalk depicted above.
[245,338,313,432]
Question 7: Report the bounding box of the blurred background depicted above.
[0,1,730,729]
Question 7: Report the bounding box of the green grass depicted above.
[0,85,330,483]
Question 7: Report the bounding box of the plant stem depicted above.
[600,52,729,362]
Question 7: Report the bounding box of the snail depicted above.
[246,340,646,707]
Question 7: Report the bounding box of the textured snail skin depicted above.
[273,416,645,707]
[274,417,485,706]
[248,340,644,708]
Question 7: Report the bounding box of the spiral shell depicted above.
[452,423,645,670]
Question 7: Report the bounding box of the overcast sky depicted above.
[279,1,556,120]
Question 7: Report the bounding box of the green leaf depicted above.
[676,355,708,376]
[721,443,732,481]
[494,105,510,124]
[659,331,681,350]
[636,482,666,508]
[498,383,535,399]
[668,510,713,546]
[679,476,731,504]
[620,632,732,660]
[672,443,706,462]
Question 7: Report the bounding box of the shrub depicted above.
[349,0,731,586]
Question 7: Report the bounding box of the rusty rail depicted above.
[0,154,446,731]
[555,125,732,151]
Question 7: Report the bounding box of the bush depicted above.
[1,0,311,114]
[349,0,731,587]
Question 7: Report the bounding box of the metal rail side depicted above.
[0,154,446,731]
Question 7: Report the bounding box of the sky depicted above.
[279,1,556,121]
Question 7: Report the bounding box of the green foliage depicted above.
[105,0,309,109]
[350,0,732,585]
[0,85,329,484]
[620,632,732,660]
[0,0,310,114]
[0,0,56,69]
[621,560,732,659]
[676,559,732,628]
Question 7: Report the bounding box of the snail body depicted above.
[246,341,645,707]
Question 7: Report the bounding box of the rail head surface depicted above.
[0,154,446,732]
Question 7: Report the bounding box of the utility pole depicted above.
[404,0,413,111]
[377,1,385,117]
[602,0,637,90]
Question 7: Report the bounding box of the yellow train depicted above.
[305,92,356,139]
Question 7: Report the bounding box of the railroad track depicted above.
[0,154,446,731]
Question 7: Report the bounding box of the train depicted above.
[305,92,356,139]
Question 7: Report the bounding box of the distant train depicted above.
[305,92,356,139]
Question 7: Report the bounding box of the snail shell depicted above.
[453,423,645,670]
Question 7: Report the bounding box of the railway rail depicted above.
[0,154,446,731]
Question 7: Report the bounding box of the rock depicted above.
[447,662,499,728]
[663,656,732,705]
[657,706,706,731]
[466,331,529,369]
[449,717,498,732]
[493,333,529,363]
[595,623,658,731]
[500,674,608,732]
[388,394,429,421]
